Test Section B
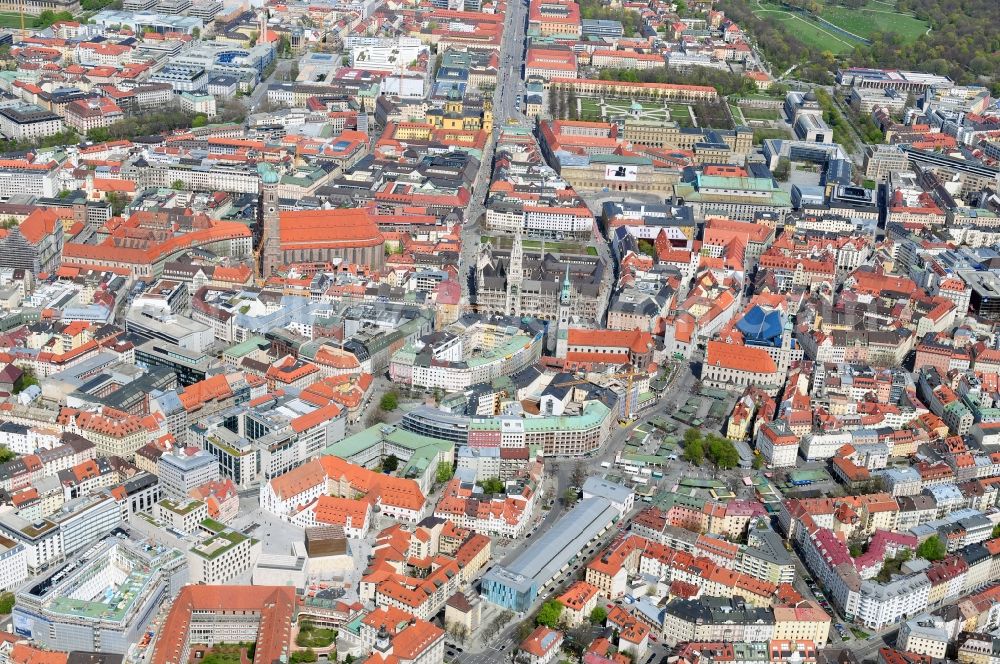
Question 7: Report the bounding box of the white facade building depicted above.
[351,37,426,73]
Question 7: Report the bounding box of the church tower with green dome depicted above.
[258,162,281,278]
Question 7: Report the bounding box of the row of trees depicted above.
[813,88,857,151]
[0,129,80,155]
[0,107,231,154]
[595,65,756,98]
[547,87,579,120]
[691,100,735,130]
[85,108,202,143]
[80,0,120,10]
[480,610,515,642]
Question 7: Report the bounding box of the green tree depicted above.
[290,649,318,664]
[0,447,14,463]
[106,191,128,216]
[589,606,607,625]
[917,536,946,561]
[674,0,686,13]
[561,488,577,505]
[436,461,454,484]
[481,477,506,494]
[379,392,399,411]
[88,127,112,143]
[752,455,764,470]
[14,368,39,394]
[383,454,399,473]
[773,157,791,182]
[192,27,200,38]
[0,591,12,614]
[849,543,862,558]
[705,435,740,470]
[683,439,704,466]
[33,10,73,27]
[683,428,702,447]
[535,600,563,628]
[992,523,1000,539]
[171,180,185,190]
[192,115,208,128]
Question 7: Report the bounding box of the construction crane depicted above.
[554,370,642,425]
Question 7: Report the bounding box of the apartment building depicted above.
[556,581,600,627]
[0,536,27,592]
[772,603,830,648]
[662,597,775,647]
[519,627,564,664]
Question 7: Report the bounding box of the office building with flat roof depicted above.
[0,104,64,142]
[963,272,1000,321]
[157,447,219,501]
[581,477,634,516]
[581,19,623,39]
[13,531,187,653]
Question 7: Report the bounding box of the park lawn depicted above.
[666,103,696,128]
[665,104,691,119]
[728,103,746,124]
[741,107,779,120]
[296,627,335,647]
[524,239,591,254]
[819,2,928,41]
[754,0,857,53]
[753,127,792,144]
[485,235,592,255]
[579,98,603,121]
[0,12,25,27]
[638,101,667,112]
